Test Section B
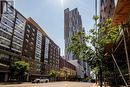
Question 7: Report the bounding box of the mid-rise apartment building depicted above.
[0,0,61,81]
[22,17,60,79]
[49,40,60,71]
[44,37,60,76]
[59,56,76,80]
[0,1,26,81]
[22,18,44,79]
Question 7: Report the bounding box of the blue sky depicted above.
[14,0,97,56]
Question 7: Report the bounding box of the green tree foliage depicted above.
[10,61,29,81]
[67,16,120,84]
[49,70,59,80]
[98,18,119,45]
[67,31,89,60]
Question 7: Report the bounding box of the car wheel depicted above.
[45,80,48,83]
[37,80,40,83]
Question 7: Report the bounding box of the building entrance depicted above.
[0,72,5,82]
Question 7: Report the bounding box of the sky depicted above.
[14,0,98,56]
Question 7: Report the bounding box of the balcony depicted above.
[0,59,10,66]
[0,55,10,65]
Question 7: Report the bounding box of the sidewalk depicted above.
[92,83,99,87]
[92,83,110,87]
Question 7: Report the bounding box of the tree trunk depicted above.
[99,63,103,87]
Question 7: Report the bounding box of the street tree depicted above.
[10,61,29,81]
[49,70,59,81]
[67,17,119,87]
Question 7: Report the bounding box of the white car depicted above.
[32,78,49,83]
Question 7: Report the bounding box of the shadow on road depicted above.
[0,82,24,85]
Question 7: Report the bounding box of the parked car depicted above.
[32,78,49,83]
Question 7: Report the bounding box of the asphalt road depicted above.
[0,81,97,87]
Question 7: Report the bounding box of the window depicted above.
[32,28,35,32]
[32,33,35,37]
[0,53,9,60]
[112,0,114,4]
[15,23,24,29]
[31,37,34,41]
[3,13,15,22]
[14,29,24,36]
[13,37,23,45]
[0,53,10,64]
[16,19,22,24]
[26,34,29,38]
[1,17,14,28]
[12,43,22,51]
[0,37,10,47]
[35,52,41,58]
[35,58,40,62]
[25,39,29,43]
[0,23,13,33]
[24,49,27,53]
[14,32,23,40]
[27,24,31,28]
[27,29,30,33]
[7,4,14,14]
[36,64,41,71]
[16,13,26,24]
[30,47,33,50]
[30,42,33,45]
[0,30,11,40]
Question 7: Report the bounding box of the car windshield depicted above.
[40,77,46,79]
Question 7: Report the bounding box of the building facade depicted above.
[22,19,37,61]
[22,18,44,80]
[43,37,60,76]
[0,1,26,81]
[100,0,115,22]
[59,56,76,80]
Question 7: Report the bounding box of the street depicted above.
[0,81,97,87]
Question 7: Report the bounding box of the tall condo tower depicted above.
[64,8,83,60]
